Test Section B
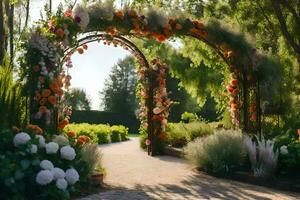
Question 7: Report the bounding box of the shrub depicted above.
[111,125,129,141]
[0,128,94,200]
[181,112,198,123]
[64,123,129,144]
[184,129,246,175]
[139,133,148,150]
[166,122,213,147]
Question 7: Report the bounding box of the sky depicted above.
[30,0,129,110]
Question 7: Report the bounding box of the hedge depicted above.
[64,123,129,144]
[70,110,140,133]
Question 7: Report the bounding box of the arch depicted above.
[21,3,276,155]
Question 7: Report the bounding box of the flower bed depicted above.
[64,123,129,144]
[0,127,102,200]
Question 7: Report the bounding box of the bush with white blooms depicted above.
[0,128,93,200]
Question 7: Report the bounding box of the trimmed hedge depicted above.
[64,123,129,144]
[70,110,140,133]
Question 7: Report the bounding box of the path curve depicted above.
[80,137,299,200]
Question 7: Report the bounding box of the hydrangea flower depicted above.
[56,178,68,190]
[35,135,46,148]
[52,135,69,146]
[60,146,76,160]
[13,132,31,146]
[280,145,288,155]
[30,144,38,154]
[40,160,54,170]
[36,170,53,185]
[45,142,59,154]
[51,167,65,180]
[65,168,79,185]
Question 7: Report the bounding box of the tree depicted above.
[100,56,138,115]
[64,88,91,110]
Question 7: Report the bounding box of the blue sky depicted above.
[31,0,129,110]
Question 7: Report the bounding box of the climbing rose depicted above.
[40,160,54,170]
[13,132,31,146]
[56,178,68,190]
[36,170,53,185]
[65,168,79,185]
[145,139,151,146]
[60,146,76,160]
[51,167,65,180]
[45,142,59,154]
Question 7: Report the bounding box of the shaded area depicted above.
[79,137,299,200]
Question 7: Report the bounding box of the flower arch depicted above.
[22,3,274,155]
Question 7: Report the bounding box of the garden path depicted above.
[79,137,299,200]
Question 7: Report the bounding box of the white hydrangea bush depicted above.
[11,131,86,196]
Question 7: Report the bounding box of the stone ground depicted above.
[79,137,300,200]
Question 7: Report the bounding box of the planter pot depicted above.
[91,173,104,185]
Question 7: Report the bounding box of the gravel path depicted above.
[80,137,299,200]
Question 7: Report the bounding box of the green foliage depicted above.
[184,129,246,175]
[0,129,93,200]
[139,133,148,150]
[166,121,213,147]
[64,123,129,144]
[181,112,198,123]
[64,88,91,110]
[100,56,138,115]
[279,142,300,176]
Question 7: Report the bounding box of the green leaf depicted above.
[14,170,24,180]
[20,159,30,170]
[4,178,15,186]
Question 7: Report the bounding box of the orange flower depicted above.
[39,98,47,105]
[42,89,51,97]
[82,44,88,50]
[58,119,69,129]
[33,65,40,72]
[48,95,57,105]
[64,9,73,18]
[56,89,64,97]
[175,23,182,30]
[27,124,43,135]
[67,131,76,138]
[128,10,137,17]
[55,28,65,38]
[192,20,204,29]
[77,48,84,54]
[107,27,117,36]
[12,126,20,133]
[39,106,47,113]
[298,129,300,135]
[115,10,124,19]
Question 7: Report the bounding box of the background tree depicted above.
[100,56,138,115]
[64,88,91,110]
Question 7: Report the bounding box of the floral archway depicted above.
[22,3,266,155]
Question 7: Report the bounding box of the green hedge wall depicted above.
[70,110,140,133]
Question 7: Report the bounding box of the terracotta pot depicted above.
[91,173,104,185]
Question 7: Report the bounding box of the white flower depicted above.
[153,107,163,114]
[45,142,59,154]
[52,135,69,146]
[40,160,54,170]
[56,178,68,190]
[65,168,79,185]
[14,132,31,146]
[36,170,53,185]
[60,146,76,161]
[74,5,89,30]
[30,144,38,153]
[280,145,288,155]
[51,167,65,180]
[36,135,46,148]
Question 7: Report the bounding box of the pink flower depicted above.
[145,139,151,146]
